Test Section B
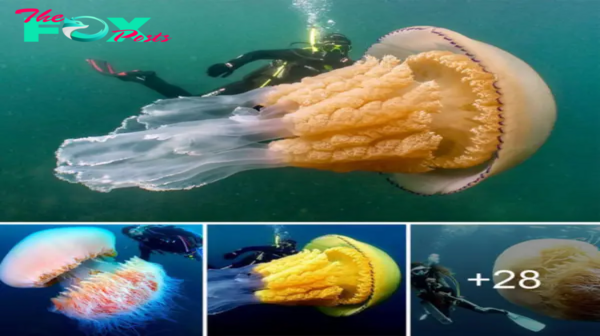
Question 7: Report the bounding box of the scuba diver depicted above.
[211,234,298,269]
[122,225,203,262]
[86,29,354,99]
[411,254,545,332]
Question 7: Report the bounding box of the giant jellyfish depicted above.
[55,27,556,195]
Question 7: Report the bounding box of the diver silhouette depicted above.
[209,235,298,269]
[412,254,545,332]
[122,225,203,262]
[85,30,353,99]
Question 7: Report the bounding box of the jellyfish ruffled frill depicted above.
[0,227,180,334]
[55,26,556,195]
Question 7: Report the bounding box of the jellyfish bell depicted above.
[207,235,400,316]
[54,26,555,195]
[493,239,600,321]
[303,235,401,316]
[0,227,180,333]
[0,227,117,288]
[366,27,556,194]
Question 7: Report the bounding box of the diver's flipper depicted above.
[86,59,117,76]
[85,59,155,81]
[421,301,453,325]
[507,312,545,332]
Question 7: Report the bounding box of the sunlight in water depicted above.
[292,0,336,29]
[432,225,480,251]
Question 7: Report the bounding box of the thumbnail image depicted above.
[411,224,600,336]
[0,224,203,335]
[207,224,406,336]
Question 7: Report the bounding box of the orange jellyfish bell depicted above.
[365,26,556,194]
[54,26,556,195]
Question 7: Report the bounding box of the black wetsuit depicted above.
[219,244,298,269]
[124,225,203,261]
[126,48,353,99]
[412,268,506,318]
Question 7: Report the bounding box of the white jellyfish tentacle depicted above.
[55,88,294,192]
[207,265,263,315]
[114,87,273,133]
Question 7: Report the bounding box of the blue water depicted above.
[0,225,203,336]
[412,225,600,336]
[208,224,406,336]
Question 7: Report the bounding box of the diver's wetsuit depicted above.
[123,225,203,261]
[412,265,506,318]
[88,48,353,99]
[220,244,298,269]
[199,48,353,97]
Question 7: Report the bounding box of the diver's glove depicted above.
[207,63,234,78]
[223,252,238,260]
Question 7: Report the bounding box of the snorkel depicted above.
[274,234,281,248]
[309,26,319,52]
[289,26,349,62]
[289,26,321,51]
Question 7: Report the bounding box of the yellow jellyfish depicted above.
[207,235,400,316]
[493,239,600,321]
[55,26,556,195]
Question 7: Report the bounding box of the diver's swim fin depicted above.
[507,312,545,332]
[85,59,155,81]
[86,59,117,75]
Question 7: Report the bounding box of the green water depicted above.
[1,0,599,221]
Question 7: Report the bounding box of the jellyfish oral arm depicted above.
[55,106,293,192]
[208,247,375,315]
[207,265,263,315]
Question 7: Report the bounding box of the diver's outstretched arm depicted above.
[226,49,303,68]
[207,49,304,78]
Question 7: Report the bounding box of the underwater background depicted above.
[0,225,203,336]
[207,224,406,336]
[411,225,600,336]
[1,0,599,222]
